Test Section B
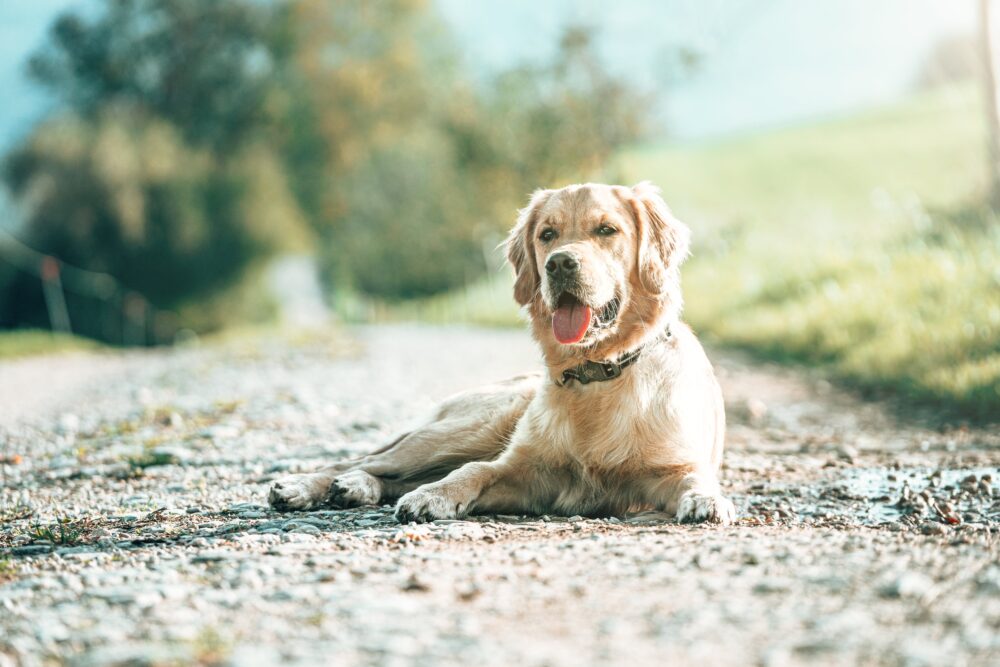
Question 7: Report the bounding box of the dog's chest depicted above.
[535,379,674,470]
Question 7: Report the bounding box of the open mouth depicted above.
[551,292,620,345]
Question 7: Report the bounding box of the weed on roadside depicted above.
[29,518,82,546]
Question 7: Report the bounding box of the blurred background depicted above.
[0,0,997,421]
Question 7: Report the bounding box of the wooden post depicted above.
[40,256,72,334]
[980,0,1000,210]
[123,291,147,346]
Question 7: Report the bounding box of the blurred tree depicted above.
[3,0,656,332]
[915,34,980,89]
[448,26,650,227]
[27,0,292,151]
[4,109,306,306]
[313,19,651,299]
[3,0,309,334]
[280,0,484,297]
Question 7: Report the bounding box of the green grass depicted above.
[28,518,83,546]
[617,83,999,421]
[0,329,102,359]
[395,83,1000,420]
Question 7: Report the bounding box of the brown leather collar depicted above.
[556,325,672,387]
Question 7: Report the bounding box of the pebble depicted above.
[880,572,934,600]
[920,521,948,536]
[11,546,52,556]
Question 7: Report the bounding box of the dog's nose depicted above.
[545,252,578,280]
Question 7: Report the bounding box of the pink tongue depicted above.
[552,303,592,344]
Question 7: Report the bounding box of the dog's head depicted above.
[505,182,690,360]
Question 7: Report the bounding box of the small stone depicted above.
[754,578,792,594]
[836,444,858,463]
[401,573,430,592]
[455,581,481,601]
[920,521,947,536]
[191,550,239,563]
[881,572,934,599]
[746,398,768,423]
[12,545,51,556]
[58,413,81,434]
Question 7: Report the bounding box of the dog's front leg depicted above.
[651,468,736,525]
[394,459,540,523]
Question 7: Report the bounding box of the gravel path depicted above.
[1,325,998,666]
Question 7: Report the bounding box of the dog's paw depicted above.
[268,473,329,512]
[327,470,382,509]
[676,490,736,525]
[395,487,459,524]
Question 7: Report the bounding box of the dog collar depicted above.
[557,325,672,387]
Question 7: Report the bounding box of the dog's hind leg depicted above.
[268,373,539,511]
[333,374,540,507]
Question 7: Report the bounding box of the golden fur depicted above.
[269,182,734,523]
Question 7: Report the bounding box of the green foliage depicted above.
[324,132,486,298]
[2,0,308,335]
[4,109,305,309]
[291,4,648,299]
[29,518,83,546]
[0,329,101,359]
[2,0,650,335]
[27,0,288,151]
[623,84,999,421]
[456,26,649,199]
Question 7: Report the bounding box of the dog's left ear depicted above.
[629,181,691,294]
[504,188,553,306]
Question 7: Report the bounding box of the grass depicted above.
[0,329,102,359]
[619,83,999,421]
[28,518,83,546]
[393,83,1000,420]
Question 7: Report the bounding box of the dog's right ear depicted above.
[504,188,552,306]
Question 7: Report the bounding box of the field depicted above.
[391,84,1000,420]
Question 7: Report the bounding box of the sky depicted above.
[438,0,978,139]
[0,0,980,153]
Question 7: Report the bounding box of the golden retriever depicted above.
[268,182,734,524]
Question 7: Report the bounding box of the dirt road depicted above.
[1,325,997,666]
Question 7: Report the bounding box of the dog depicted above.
[268,182,734,524]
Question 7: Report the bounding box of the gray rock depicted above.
[880,572,934,599]
[11,545,51,556]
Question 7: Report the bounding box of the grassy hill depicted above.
[621,83,999,420]
[385,84,1000,420]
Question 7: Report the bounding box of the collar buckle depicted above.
[586,362,622,383]
[562,361,621,386]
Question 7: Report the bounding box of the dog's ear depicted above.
[630,181,691,294]
[505,188,552,306]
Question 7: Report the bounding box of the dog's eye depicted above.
[539,228,557,242]
[596,223,617,236]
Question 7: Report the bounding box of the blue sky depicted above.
[438,0,977,139]
[0,0,979,152]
